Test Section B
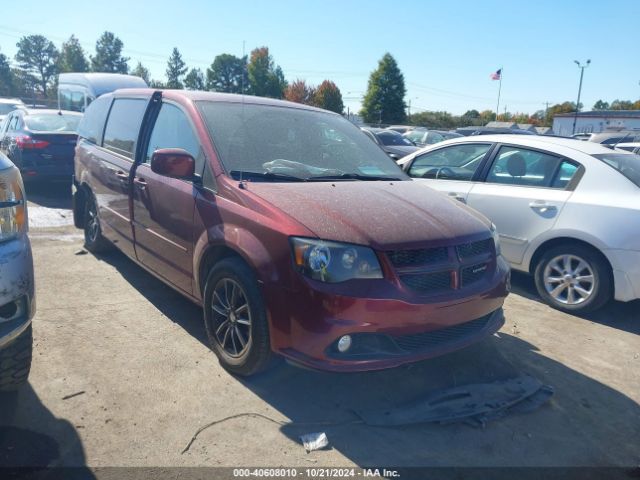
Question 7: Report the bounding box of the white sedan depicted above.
[398,134,640,313]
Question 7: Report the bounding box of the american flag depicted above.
[490,69,502,81]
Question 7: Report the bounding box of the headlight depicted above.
[291,237,383,283]
[490,223,501,256]
[0,166,26,242]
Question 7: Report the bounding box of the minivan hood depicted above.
[246,180,491,249]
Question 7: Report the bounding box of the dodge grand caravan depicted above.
[72,89,510,375]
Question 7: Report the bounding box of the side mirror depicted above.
[150,148,195,180]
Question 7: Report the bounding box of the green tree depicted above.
[206,53,247,93]
[593,100,610,110]
[10,68,38,97]
[131,62,150,84]
[15,35,59,97]
[408,111,456,129]
[91,32,129,73]
[360,53,406,124]
[247,47,286,98]
[314,80,344,113]
[184,67,205,90]
[284,79,316,105]
[610,99,634,110]
[546,101,578,125]
[0,51,12,96]
[149,79,166,89]
[165,47,187,89]
[58,35,88,73]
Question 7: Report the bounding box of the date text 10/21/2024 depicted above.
[232,468,401,478]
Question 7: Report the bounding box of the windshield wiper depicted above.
[307,173,404,181]
[230,170,307,182]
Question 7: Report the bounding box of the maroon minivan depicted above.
[72,89,510,375]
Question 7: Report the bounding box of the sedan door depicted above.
[405,143,494,203]
[466,144,580,266]
[131,102,201,294]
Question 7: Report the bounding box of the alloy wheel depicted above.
[211,278,252,357]
[543,254,596,306]
[86,198,99,242]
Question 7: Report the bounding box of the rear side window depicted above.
[103,98,148,159]
[593,153,640,187]
[77,95,112,145]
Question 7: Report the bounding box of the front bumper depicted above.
[265,255,510,372]
[605,248,640,302]
[0,235,35,349]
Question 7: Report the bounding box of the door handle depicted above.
[447,192,466,203]
[115,170,129,180]
[133,177,147,188]
[529,200,556,213]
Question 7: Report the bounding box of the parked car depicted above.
[73,89,510,376]
[456,126,537,136]
[0,152,34,390]
[615,142,640,154]
[0,98,25,124]
[386,125,415,134]
[399,134,640,313]
[58,72,148,112]
[587,131,640,145]
[361,127,419,160]
[571,133,592,141]
[404,128,463,147]
[0,109,82,183]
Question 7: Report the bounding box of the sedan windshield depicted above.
[197,101,407,181]
[25,113,82,132]
[593,153,640,187]
[376,130,414,146]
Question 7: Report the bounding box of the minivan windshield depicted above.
[196,101,407,181]
[25,112,82,132]
[593,153,640,187]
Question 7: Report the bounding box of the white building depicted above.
[553,110,640,137]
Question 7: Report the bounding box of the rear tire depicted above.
[203,258,272,376]
[0,325,33,391]
[84,191,112,253]
[534,244,612,314]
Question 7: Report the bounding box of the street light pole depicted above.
[572,59,591,135]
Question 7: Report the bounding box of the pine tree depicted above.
[91,32,129,73]
[184,68,205,90]
[15,35,59,97]
[314,80,344,114]
[361,53,407,124]
[58,35,89,73]
[165,47,187,89]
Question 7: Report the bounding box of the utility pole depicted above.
[572,59,591,135]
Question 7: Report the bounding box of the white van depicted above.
[58,73,147,112]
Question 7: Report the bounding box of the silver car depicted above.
[399,134,640,313]
[0,151,34,390]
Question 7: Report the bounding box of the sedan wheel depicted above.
[534,244,612,314]
[543,254,595,306]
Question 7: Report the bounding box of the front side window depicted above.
[408,143,491,180]
[103,98,148,159]
[405,130,426,144]
[486,146,565,187]
[196,101,406,181]
[146,103,202,172]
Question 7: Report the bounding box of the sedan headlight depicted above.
[0,166,26,242]
[291,237,383,283]
[490,223,501,256]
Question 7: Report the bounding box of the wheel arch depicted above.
[528,236,613,279]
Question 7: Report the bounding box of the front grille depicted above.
[400,271,451,293]
[461,262,489,286]
[457,238,493,260]
[387,247,448,268]
[393,314,492,352]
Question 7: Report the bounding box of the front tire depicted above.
[203,258,272,376]
[83,191,112,253]
[0,325,33,391]
[534,244,612,314]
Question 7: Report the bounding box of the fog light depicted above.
[337,335,352,353]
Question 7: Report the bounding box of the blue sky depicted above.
[1,0,639,115]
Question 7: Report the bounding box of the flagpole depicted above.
[495,67,502,121]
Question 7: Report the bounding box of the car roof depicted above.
[0,98,24,104]
[616,142,640,147]
[430,133,623,156]
[111,88,336,115]
[20,109,83,116]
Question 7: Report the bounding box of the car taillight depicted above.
[16,135,49,149]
